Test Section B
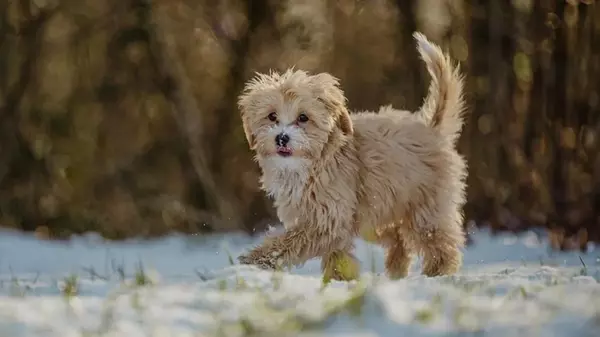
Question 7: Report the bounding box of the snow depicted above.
[1,226,599,337]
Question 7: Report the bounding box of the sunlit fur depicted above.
[237,32,468,280]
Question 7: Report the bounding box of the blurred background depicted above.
[0,0,598,251]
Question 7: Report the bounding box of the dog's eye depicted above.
[267,112,278,122]
[297,113,309,123]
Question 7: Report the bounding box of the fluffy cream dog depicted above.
[237,32,467,281]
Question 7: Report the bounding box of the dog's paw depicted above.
[237,251,279,270]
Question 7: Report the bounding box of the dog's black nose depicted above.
[275,133,290,147]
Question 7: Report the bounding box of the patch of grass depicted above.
[209,275,371,337]
[131,291,143,311]
[134,261,152,287]
[9,277,27,297]
[61,274,79,297]
[414,307,436,324]
[32,271,40,284]
[545,276,560,286]
[452,303,468,327]
[224,246,236,266]
[7,267,32,297]
[339,282,368,317]
[444,276,489,293]
[217,278,228,291]
[110,258,126,282]
[235,275,248,290]
[271,271,283,291]
[451,299,492,333]
[431,293,444,308]
[505,285,529,300]
[518,285,528,298]
[82,266,109,281]
[413,293,444,325]
[84,289,123,336]
[579,256,588,276]
[486,287,497,297]
[195,267,210,281]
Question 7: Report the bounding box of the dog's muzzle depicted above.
[275,133,292,157]
[275,133,290,147]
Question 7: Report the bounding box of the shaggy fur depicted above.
[237,32,468,280]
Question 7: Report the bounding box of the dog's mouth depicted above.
[276,147,293,157]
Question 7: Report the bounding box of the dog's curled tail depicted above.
[414,32,466,144]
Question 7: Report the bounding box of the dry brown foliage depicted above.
[0,0,598,250]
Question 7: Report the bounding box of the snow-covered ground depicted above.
[1,225,599,337]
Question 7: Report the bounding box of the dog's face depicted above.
[238,69,353,172]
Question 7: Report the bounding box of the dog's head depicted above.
[238,69,352,172]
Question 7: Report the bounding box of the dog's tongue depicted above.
[277,147,293,156]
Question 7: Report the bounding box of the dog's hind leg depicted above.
[385,237,412,279]
[403,206,465,277]
[374,223,412,279]
[420,228,463,276]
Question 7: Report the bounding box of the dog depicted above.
[237,32,467,281]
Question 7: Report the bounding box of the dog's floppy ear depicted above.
[336,107,353,136]
[238,92,256,149]
[240,117,255,149]
[312,73,353,136]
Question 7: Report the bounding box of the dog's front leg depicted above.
[238,226,360,282]
[238,226,315,270]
